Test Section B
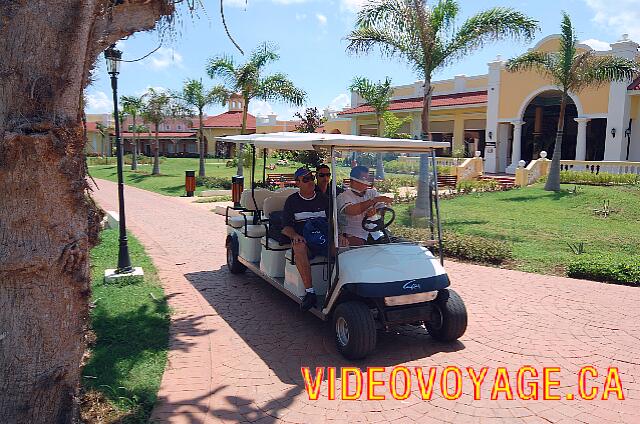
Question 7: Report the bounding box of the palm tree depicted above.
[175,79,229,177]
[121,95,144,171]
[349,76,394,179]
[141,88,174,175]
[207,42,307,176]
[95,122,108,158]
[506,13,638,191]
[346,0,538,216]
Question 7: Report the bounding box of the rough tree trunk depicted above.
[198,110,206,177]
[238,100,250,177]
[152,123,161,175]
[0,1,172,421]
[413,78,433,221]
[131,115,138,171]
[544,92,568,192]
[375,114,385,180]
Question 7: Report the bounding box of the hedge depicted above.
[392,226,512,265]
[540,171,640,186]
[196,176,232,190]
[567,255,640,286]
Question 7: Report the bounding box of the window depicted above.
[177,125,182,130]
[187,143,197,153]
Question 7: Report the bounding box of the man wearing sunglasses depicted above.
[314,164,344,197]
[282,167,330,311]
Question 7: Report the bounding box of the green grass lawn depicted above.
[88,157,305,196]
[393,183,640,275]
[82,229,169,423]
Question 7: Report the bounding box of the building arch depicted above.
[517,85,584,120]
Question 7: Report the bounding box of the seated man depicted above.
[315,164,344,197]
[282,167,329,311]
[337,166,393,246]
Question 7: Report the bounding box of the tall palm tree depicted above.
[346,0,538,216]
[141,88,174,175]
[175,79,229,177]
[121,95,144,171]
[95,122,108,158]
[506,13,638,192]
[349,76,394,179]
[207,42,307,176]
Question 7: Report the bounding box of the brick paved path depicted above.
[92,179,640,424]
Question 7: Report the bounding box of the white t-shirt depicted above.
[336,188,384,240]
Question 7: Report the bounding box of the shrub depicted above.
[196,176,232,189]
[540,171,640,186]
[392,226,512,265]
[456,179,499,193]
[374,175,417,193]
[383,159,452,175]
[567,255,640,285]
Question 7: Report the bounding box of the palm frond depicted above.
[506,50,557,79]
[573,55,639,92]
[206,85,231,107]
[256,73,307,106]
[206,55,238,88]
[429,0,459,36]
[356,0,413,34]
[559,12,577,79]
[249,41,279,71]
[349,76,394,115]
[441,7,538,69]
[346,26,423,72]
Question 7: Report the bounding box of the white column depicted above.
[506,121,525,174]
[574,117,590,160]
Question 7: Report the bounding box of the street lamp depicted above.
[105,44,133,274]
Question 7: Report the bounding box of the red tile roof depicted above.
[114,131,197,138]
[628,76,640,90]
[338,90,488,116]
[202,111,256,129]
[85,121,99,131]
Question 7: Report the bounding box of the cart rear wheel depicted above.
[226,239,246,274]
[426,289,467,341]
[333,301,376,360]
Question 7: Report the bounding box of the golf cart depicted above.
[220,132,467,359]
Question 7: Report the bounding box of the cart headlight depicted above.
[384,291,438,306]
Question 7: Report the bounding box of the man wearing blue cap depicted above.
[282,167,330,311]
[337,166,393,246]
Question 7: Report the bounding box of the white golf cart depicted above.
[219,132,467,359]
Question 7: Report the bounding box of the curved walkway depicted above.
[92,179,640,424]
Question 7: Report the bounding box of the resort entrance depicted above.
[521,90,578,161]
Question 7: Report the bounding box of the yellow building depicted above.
[200,94,256,158]
[339,34,640,174]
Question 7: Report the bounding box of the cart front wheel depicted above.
[333,301,376,360]
[426,289,467,341]
[226,238,246,274]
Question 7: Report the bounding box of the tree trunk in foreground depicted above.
[132,115,138,171]
[413,79,433,222]
[198,111,206,177]
[153,124,161,175]
[0,1,172,421]
[544,92,568,192]
[375,114,385,180]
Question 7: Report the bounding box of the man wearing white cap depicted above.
[337,166,393,246]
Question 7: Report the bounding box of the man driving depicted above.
[337,166,393,246]
[282,167,329,311]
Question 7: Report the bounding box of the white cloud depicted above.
[223,0,250,7]
[581,38,611,51]
[85,91,112,113]
[250,100,274,117]
[340,0,367,13]
[286,105,306,119]
[145,47,184,70]
[316,13,327,26]
[584,0,640,41]
[295,13,307,21]
[329,93,351,111]
[273,0,309,4]
[134,86,168,96]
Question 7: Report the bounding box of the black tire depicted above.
[426,289,467,342]
[333,301,377,360]
[226,238,246,274]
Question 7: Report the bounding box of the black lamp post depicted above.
[105,44,133,274]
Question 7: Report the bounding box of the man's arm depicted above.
[343,196,393,216]
[281,196,305,243]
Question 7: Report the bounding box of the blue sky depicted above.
[86,0,639,119]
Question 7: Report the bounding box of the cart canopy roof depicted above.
[215,132,449,152]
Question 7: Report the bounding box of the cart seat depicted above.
[285,249,328,266]
[261,237,291,250]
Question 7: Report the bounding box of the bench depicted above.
[266,173,296,188]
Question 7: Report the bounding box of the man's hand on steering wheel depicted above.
[362,205,396,233]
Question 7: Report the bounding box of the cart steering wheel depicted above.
[361,205,396,233]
